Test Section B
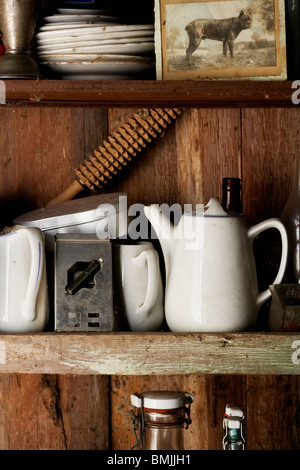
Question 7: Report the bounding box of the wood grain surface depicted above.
[3,80,296,108]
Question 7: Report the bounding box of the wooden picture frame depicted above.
[285,0,300,79]
[154,0,287,80]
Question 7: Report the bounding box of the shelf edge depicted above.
[0,332,298,375]
[1,80,298,108]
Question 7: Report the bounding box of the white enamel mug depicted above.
[113,240,164,331]
[0,226,49,332]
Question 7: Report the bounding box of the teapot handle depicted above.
[133,249,159,316]
[20,228,44,322]
[247,218,288,308]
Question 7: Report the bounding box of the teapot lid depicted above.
[204,198,228,217]
[184,198,229,217]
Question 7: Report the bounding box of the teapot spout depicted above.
[144,204,175,279]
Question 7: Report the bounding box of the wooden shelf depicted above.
[2,79,298,108]
[1,80,299,378]
[0,331,298,375]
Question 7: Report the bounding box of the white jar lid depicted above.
[131,391,194,410]
[224,404,244,418]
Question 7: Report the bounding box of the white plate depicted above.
[56,9,114,15]
[37,54,154,63]
[59,75,140,80]
[40,60,154,77]
[36,23,154,35]
[59,74,143,80]
[36,42,154,56]
[37,23,123,32]
[35,35,153,46]
[41,14,121,23]
[35,30,154,45]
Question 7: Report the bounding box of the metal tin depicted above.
[54,234,119,332]
[131,391,194,450]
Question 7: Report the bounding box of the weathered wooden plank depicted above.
[246,375,300,450]
[58,374,109,450]
[40,107,108,206]
[2,80,297,108]
[0,106,108,217]
[0,107,44,225]
[242,107,300,225]
[175,108,241,206]
[0,373,109,450]
[0,333,298,375]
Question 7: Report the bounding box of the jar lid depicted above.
[224,404,244,418]
[131,391,194,410]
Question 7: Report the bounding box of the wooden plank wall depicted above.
[0,105,299,449]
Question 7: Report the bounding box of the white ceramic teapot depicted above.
[144,198,288,332]
[0,226,48,332]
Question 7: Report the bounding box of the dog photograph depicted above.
[155,0,287,80]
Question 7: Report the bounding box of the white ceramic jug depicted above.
[113,240,164,331]
[0,226,48,332]
[144,198,288,332]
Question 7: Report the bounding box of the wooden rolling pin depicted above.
[47,108,182,206]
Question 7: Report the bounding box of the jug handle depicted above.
[133,249,159,316]
[21,228,43,322]
[247,218,288,308]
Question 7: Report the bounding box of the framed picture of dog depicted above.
[154,0,287,80]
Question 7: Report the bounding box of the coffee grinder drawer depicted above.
[55,234,116,332]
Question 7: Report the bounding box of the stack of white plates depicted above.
[33,8,155,79]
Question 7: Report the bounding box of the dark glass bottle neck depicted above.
[221,177,243,215]
[290,143,300,193]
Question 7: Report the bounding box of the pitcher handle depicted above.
[133,249,159,316]
[21,228,44,322]
[248,218,288,308]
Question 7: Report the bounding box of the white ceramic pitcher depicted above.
[144,198,288,332]
[0,226,48,332]
[113,240,164,331]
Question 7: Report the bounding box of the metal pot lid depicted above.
[13,193,127,231]
[131,391,194,410]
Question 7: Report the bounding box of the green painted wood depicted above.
[0,332,298,375]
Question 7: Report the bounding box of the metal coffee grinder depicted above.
[0,0,43,79]
[130,391,194,450]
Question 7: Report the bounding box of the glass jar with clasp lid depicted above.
[130,390,194,450]
[223,404,246,450]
